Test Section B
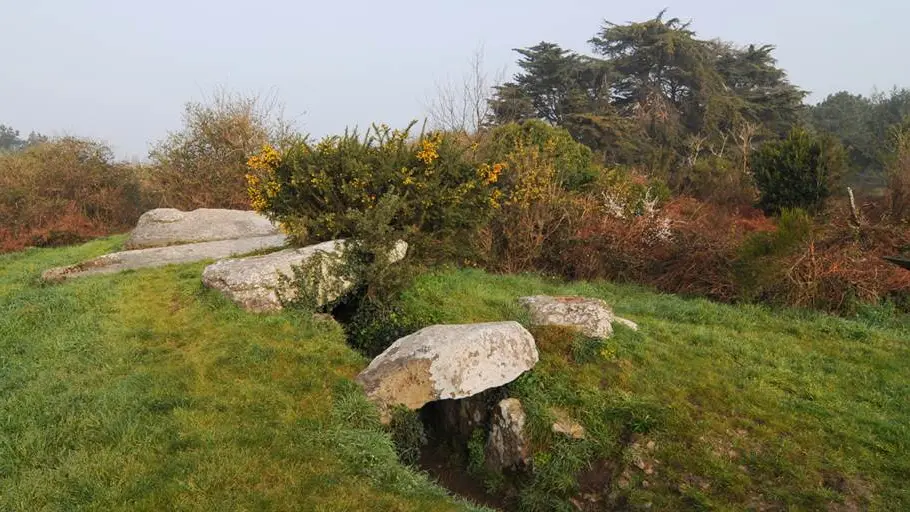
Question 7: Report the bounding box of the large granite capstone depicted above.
[355,322,539,421]
[124,208,280,249]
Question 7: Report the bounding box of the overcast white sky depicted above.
[2,0,908,159]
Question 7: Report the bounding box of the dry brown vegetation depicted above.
[0,138,146,252]
[145,90,294,210]
[0,92,295,252]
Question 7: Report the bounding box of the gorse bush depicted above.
[478,123,586,272]
[751,127,847,215]
[0,138,146,252]
[476,120,624,272]
[147,91,294,210]
[248,122,506,354]
[480,120,600,191]
[247,122,502,262]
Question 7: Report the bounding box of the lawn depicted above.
[2,239,909,511]
[0,237,472,511]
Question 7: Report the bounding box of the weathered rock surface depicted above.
[519,295,615,338]
[519,295,640,337]
[202,240,347,313]
[356,322,539,420]
[485,398,530,471]
[201,239,407,313]
[124,208,280,249]
[42,235,288,283]
[551,407,586,440]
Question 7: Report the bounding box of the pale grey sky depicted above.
[2,0,908,159]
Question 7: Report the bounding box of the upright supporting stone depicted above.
[485,398,530,471]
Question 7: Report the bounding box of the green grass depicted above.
[4,240,909,511]
[0,237,476,511]
[390,269,910,511]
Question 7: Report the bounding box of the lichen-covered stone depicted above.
[201,239,407,313]
[124,208,281,249]
[485,398,530,471]
[551,407,586,440]
[355,322,539,421]
[613,316,639,331]
[519,295,615,338]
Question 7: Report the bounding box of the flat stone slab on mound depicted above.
[519,295,640,337]
[519,295,615,338]
[201,240,407,313]
[42,235,288,283]
[124,208,280,249]
[355,322,539,421]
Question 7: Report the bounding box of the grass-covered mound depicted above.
[3,238,909,511]
[390,269,910,510]
[0,237,474,511]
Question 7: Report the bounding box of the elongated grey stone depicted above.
[42,235,288,282]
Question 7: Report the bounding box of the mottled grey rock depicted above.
[519,295,615,338]
[355,322,539,421]
[42,235,288,283]
[201,240,347,313]
[485,398,530,471]
[201,240,407,313]
[124,208,280,249]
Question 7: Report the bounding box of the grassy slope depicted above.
[394,270,910,510]
[3,240,909,511]
[0,237,475,512]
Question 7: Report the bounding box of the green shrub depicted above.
[327,195,425,356]
[751,127,847,215]
[273,193,424,355]
[734,208,814,301]
[684,153,757,206]
[474,121,607,272]
[886,123,910,222]
[248,123,505,353]
[248,122,501,263]
[481,120,600,191]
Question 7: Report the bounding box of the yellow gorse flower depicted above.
[246,144,282,213]
[416,135,441,165]
[247,144,281,173]
[477,162,506,185]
